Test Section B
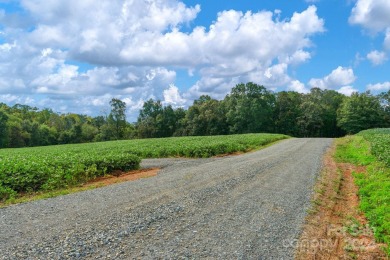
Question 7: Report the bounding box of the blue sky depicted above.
[0,0,390,120]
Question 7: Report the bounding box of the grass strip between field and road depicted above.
[0,133,288,206]
[297,129,389,258]
[336,129,390,256]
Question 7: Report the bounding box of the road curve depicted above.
[0,138,332,259]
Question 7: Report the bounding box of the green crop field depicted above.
[337,129,390,255]
[0,133,288,202]
[358,128,390,166]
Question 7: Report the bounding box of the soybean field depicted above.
[0,133,288,201]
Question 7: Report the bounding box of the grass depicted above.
[0,133,288,205]
[335,129,390,256]
[2,184,101,207]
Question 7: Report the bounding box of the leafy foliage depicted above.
[358,128,390,166]
[337,129,390,255]
[1,83,390,148]
[337,92,386,134]
[0,99,137,149]
[108,98,127,139]
[0,144,141,201]
[225,83,275,134]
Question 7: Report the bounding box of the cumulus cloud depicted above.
[385,29,390,50]
[187,6,324,98]
[367,81,390,92]
[350,0,390,58]
[0,1,325,119]
[288,80,309,93]
[337,86,358,96]
[349,0,390,32]
[308,66,356,89]
[366,50,388,65]
[163,84,187,107]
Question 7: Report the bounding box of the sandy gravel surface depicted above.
[0,138,332,259]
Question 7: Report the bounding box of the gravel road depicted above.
[0,138,332,259]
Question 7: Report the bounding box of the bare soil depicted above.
[83,168,160,188]
[295,144,388,259]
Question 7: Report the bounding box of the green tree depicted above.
[337,92,385,134]
[225,82,275,134]
[320,89,345,137]
[0,110,9,148]
[297,88,345,137]
[172,108,187,136]
[109,98,127,139]
[185,96,227,136]
[274,91,303,136]
[37,124,57,146]
[379,90,390,126]
[137,99,163,138]
[81,123,99,142]
[7,118,30,148]
[156,105,178,137]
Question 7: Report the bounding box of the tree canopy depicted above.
[0,84,389,148]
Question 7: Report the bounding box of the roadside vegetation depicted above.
[296,129,389,259]
[0,133,287,204]
[335,129,390,256]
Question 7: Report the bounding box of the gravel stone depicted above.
[0,138,331,259]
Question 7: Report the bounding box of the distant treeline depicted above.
[1,82,389,148]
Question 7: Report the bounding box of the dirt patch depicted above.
[83,168,160,188]
[213,151,244,157]
[295,144,388,260]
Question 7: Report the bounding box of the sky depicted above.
[0,0,390,121]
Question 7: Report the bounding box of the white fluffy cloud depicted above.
[367,82,390,92]
[308,66,356,89]
[366,50,388,65]
[349,0,390,32]
[0,1,325,119]
[163,84,187,107]
[337,86,358,96]
[350,0,390,60]
[385,29,390,50]
[187,6,324,98]
[288,80,309,93]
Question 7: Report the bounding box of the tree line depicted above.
[0,82,389,148]
[137,83,390,138]
[0,98,134,148]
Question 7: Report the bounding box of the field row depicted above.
[0,133,288,201]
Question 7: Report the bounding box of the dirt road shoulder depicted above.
[295,142,387,259]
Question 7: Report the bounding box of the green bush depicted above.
[0,185,17,202]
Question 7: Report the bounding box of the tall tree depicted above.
[137,99,185,138]
[0,110,9,148]
[320,89,345,137]
[225,82,275,134]
[274,91,303,136]
[7,117,30,148]
[137,99,163,138]
[185,96,228,136]
[337,92,385,134]
[109,98,127,139]
[379,90,390,126]
[297,88,345,137]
